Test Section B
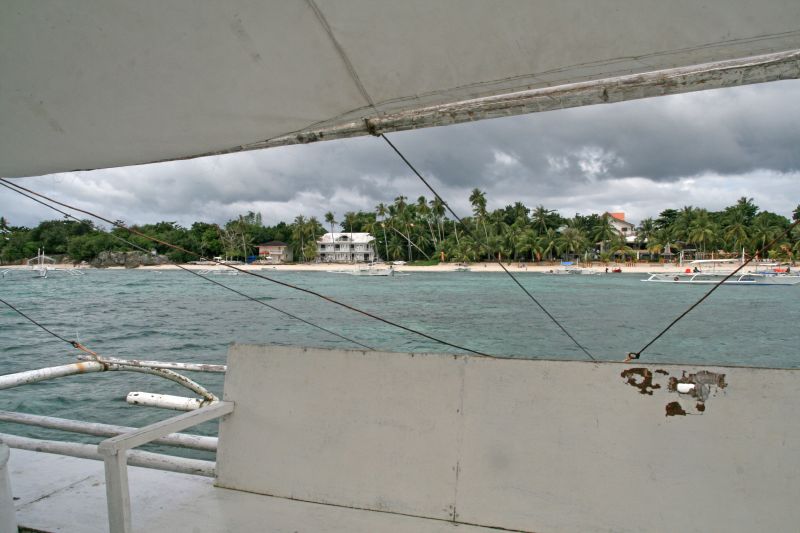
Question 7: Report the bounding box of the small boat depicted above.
[197,268,239,276]
[643,271,800,285]
[348,266,395,276]
[327,265,396,276]
[454,263,470,272]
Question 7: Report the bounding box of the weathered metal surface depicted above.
[76,354,226,373]
[109,364,218,401]
[126,392,210,411]
[0,443,16,533]
[0,361,106,390]
[256,49,800,151]
[0,361,218,403]
[0,434,214,477]
[0,410,217,452]
[218,345,800,533]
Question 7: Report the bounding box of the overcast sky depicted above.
[3,80,799,229]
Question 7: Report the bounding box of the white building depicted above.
[317,232,376,263]
[607,212,638,243]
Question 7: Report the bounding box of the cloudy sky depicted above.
[3,80,799,229]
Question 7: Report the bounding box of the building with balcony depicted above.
[607,212,637,243]
[256,241,293,263]
[317,233,376,263]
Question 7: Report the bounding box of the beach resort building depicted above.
[256,241,293,263]
[317,232,376,263]
[607,212,637,243]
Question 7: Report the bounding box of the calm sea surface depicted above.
[1,269,798,457]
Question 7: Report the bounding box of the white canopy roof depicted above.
[2,1,799,178]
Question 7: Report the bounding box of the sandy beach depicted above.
[3,261,693,274]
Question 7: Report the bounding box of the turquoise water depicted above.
[1,269,798,456]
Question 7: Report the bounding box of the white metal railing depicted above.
[98,401,234,533]
[0,410,217,452]
[0,442,16,533]
[0,357,229,531]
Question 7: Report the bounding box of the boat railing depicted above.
[0,357,230,533]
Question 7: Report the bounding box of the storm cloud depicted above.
[3,80,799,228]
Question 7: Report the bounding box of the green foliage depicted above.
[2,195,798,265]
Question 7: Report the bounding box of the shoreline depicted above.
[1,261,697,274]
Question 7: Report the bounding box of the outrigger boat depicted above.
[644,259,800,285]
[2,3,800,533]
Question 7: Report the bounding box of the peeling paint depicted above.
[620,368,660,395]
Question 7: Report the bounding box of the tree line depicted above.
[2,194,798,264]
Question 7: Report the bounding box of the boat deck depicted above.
[9,449,507,533]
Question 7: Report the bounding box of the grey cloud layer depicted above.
[2,80,798,228]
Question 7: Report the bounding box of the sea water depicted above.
[1,269,798,457]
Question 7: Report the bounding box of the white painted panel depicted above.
[457,359,800,532]
[217,345,464,520]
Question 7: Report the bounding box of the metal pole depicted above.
[0,410,217,452]
[0,361,105,390]
[103,450,132,533]
[0,442,17,533]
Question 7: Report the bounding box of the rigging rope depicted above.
[0,180,374,351]
[380,134,597,361]
[0,178,488,356]
[626,217,800,361]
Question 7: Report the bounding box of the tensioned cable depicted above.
[0,295,104,361]
[627,217,800,361]
[0,178,488,356]
[0,180,373,351]
[380,134,597,361]
[0,296,75,346]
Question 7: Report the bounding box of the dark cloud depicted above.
[2,80,799,228]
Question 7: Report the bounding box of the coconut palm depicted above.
[375,203,390,260]
[557,226,588,260]
[688,210,716,255]
[530,205,555,234]
[469,188,490,258]
[540,228,559,261]
[324,211,336,261]
[636,218,655,247]
[592,214,617,253]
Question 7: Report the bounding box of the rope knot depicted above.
[624,352,640,363]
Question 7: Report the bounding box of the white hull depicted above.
[643,272,800,285]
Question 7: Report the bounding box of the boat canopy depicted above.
[2,1,800,178]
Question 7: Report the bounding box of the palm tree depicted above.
[592,214,617,253]
[324,211,336,262]
[469,188,490,259]
[375,203,390,260]
[343,211,357,262]
[530,205,554,234]
[430,197,446,243]
[750,216,782,256]
[292,215,308,261]
[557,226,588,260]
[636,218,655,247]
[688,213,716,256]
[416,196,437,250]
[540,228,559,261]
[724,218,749,256]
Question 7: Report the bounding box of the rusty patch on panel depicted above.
[665,401,687,417]
[620,368,660,395]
